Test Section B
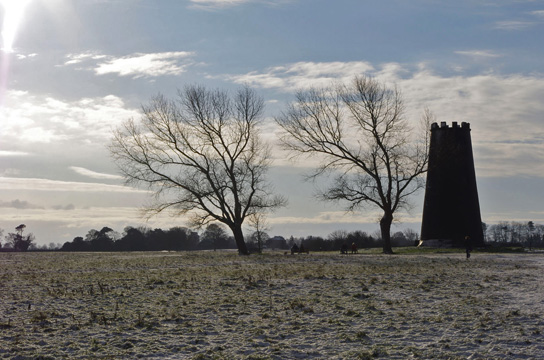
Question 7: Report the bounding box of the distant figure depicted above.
[291,243,299,255]
[464,235,472,259]
[351,242,358,254]
[299,243,306,254]
[340,243,348,254]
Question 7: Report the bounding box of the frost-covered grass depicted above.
[1,251,543,359]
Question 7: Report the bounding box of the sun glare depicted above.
[1,0,31,52]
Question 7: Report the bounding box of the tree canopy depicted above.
[110,85,286,255]
[276,76,430,253]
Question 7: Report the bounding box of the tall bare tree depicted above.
[110,85,286,255]
[276,76,430,253]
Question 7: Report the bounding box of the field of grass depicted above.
[1,250,543,359]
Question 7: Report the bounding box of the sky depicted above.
[1,0,544,246]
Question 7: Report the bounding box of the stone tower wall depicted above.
[420,122,485,247]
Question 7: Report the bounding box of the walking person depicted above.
[464,235,472,259]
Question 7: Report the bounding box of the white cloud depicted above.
[393,69,544,178]
[189,0,294,11]
[455,50,502,58]
[230,61,544,178]
[70,166,123,180]
[16,53,37,60]
[0,91,139,144]
[94,52,195,78]
[0,168,21,176]
[0,177,147,193]
[0,150,29,157]
[62,51,196,78]
[188,0,292,10]
[494,20,534,30]
[20,127,63,143]
[64,52,106,65]
[530,10,544,18]
[189,0,252,9]
[191,0,249,4]
[224,61,375,90]
[270,211,382,225]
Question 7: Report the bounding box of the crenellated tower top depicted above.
[430,121,471,130]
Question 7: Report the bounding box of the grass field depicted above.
[1,250,543,359]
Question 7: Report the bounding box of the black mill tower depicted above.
[420,122,485,247]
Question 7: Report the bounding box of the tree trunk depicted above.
[232,225,250,255]
[380,212,394,254]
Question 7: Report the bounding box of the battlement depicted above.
[431,122,470,130]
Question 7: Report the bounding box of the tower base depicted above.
[418,239,458,248]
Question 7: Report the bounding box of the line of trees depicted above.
[60,226,200,252]
[3,221,544,252]
[54,221,544,253]
[0,224,35,252]
[58,224,267,252]
[284,228,418,252]
[53,224,421,253]
[485,221,544,248]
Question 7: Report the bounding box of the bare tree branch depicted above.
[276,75,430,254]
[110,85,286,255]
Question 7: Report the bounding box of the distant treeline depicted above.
[484,221,544,248]
[60,226,201,252]
[285,230,417,252]
[5,220,543,253]
[54,225,417,253]
[55,221,544,252]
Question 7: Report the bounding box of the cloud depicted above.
[64,52,107,65]
[492,10,544,31]
[0,199,44,209]
[0,150,29,157]
[189,0,292,10]
[390,69,544,178]
[455,50,502,58]
[70,166,123,180]
[0,168,21,176]
[51,204,76,211]
[494,20,534,30]
[0,91,139,144]
[270,211,382,225]
[189,0,253,9]
[94,52,196,78]
[63,51,196,78]
[0,177,148,193]
[16,53,37,60]
[229,61,544,178]
[224,61,375,90]
[278,210,423,223]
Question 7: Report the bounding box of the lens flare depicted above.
[1,0,31,105]
[1,0,31,52]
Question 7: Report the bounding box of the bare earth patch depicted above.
[1,251,543,359]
